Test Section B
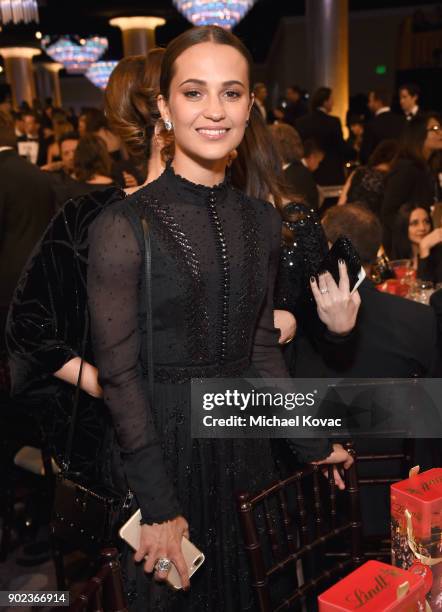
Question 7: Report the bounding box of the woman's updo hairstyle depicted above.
[105,48,167,163]
[159,25,253,99]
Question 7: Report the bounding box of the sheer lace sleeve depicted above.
[251,204,288,378]
[87,205,181,523]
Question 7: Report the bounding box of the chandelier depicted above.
[173,0,256,29]
[41,35,108,74]
[86,61,118,90]
[0,0,39,25]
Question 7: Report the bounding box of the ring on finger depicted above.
[155,558,172,573]
[320,288,328,294]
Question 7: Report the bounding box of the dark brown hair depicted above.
[159,25,253,99]
[74,134,112,182]
[80,108,107,133]
[322,204,383,265]
[0,110,16,148]
[367,138,399,168]
[269,123,304,164]
[391,202,433,259]
[398,112,440,168]
[105,48,166,163]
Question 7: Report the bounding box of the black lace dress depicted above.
[87,165,332,611]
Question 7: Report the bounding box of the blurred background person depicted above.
[346,114,365,162]
[17,111,47,166]
[252,82,268,122]
[51,134,115,205]
[45,113,75,164]
[274,84,308,126]
[391,202,442,282]
[79,107,143,188]
[13,112,25,139]
[296,86,347,186]
[271,122,322,210]
[381,112,442,254]
[360,89,405,163]
[399,82,422,121]
[339,139,399,217]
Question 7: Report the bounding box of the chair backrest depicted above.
[237,457,362,612]
[70,548,128,612]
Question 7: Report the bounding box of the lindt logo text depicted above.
[345,573,390,608]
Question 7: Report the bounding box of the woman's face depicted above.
[158,42,252,165]
[408,208,431,245]
[424,116,442,152]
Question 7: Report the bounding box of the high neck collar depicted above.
[164,162,229,198]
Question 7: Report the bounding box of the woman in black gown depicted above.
[87,26,358,610]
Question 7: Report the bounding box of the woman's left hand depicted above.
[274,309,297,344]
[310,260,361,335]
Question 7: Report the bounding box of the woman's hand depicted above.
[419,227,442,259]
[311,443,354,490]
[274,309,297,344]
[134,516,190,589]
[310,260,361,335]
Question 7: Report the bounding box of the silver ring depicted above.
[320,288,329,294]
[155,558,172,572]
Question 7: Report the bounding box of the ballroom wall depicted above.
[261,6,416,103]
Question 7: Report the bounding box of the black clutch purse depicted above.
[51,210,153,551]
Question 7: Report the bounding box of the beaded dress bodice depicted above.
[87,164,287,522]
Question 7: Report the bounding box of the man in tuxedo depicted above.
[399,83,422,122]
[295,87,347,186]
[360,90,405,163]
[17,111,47,166]
[0,111,54,336]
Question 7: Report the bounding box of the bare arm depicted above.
[53,357,103,398]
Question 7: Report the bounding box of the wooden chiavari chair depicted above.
[237,457,362,611]
[69,548,128,612]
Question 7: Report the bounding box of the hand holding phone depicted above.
[119,510,205,590]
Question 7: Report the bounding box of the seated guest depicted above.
[270,123,321,209]
[45,115,74,164]
[360,89,405,163]
[381,113,442,254]
[294,204,440,378]
[42,131,79,176]
[338,139,399,217]
[316,204,441,535]
[391,202,442,283]
[51,134,115,206]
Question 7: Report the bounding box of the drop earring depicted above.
[164,119,173,131]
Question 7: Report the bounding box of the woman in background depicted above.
[381,113,442,254]
[392,202,442,283]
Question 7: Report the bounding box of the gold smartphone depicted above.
[119,509,205,590]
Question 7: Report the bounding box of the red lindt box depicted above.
[318,560,426,611]
[391,467,442,609]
